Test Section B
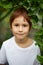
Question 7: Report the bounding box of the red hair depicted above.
[10,6,32,31]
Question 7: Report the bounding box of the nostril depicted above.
[19,29,23,32]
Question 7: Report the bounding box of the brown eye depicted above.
[15,24,19,26]
[23,25,28,27]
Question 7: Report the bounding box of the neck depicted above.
[15,37,29,44]
[14,37,33,48]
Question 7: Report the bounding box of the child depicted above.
[0,6,41,65]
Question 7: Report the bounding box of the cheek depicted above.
[24,28,29,34]
[11,27,17,33]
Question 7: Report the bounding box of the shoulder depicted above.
[29,39,41,55]
[28,38,40,52]
[4,36,14,43]
[1,36,14,48]
[33,41,41,55]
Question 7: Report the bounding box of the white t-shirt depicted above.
[0,36,41,65]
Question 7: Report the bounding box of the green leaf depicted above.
[31,15,38,23]
[40,3,43,9]
[37,55,43,64]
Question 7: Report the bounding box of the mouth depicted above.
[18,34,24,35]
[17,33,24,35]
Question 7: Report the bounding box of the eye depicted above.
[23,25,28,27]
[14,24,19,26]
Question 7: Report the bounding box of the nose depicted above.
[19,26,23,32]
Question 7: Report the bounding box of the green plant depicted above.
[0,0,43,64]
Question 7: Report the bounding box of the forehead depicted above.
[12,16,29,24]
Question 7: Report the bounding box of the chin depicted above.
[17,37,24,40]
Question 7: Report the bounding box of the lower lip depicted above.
[18,34,24,35]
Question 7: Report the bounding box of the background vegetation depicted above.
[0,0,43,65]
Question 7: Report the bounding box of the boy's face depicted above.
[11,16,30,40]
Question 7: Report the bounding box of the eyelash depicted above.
[14,24,27,27]
[23,25,27,27]
[15,24,19,26]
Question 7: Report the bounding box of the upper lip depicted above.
[18,33,23,35]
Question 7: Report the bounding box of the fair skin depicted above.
[0,16,33,65]
[11,16,33,48]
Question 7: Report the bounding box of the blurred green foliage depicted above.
[0,0,43,65]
